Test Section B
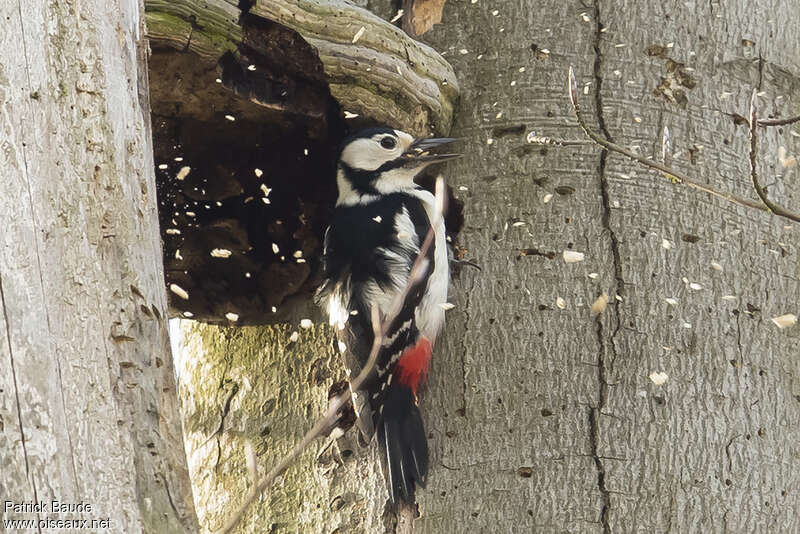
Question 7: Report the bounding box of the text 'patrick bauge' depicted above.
[4,501,93,514]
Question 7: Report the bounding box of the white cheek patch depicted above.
[340,137,404,171]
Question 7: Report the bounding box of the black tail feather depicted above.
[377,383,429,506]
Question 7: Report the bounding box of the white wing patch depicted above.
[327,282,351,330]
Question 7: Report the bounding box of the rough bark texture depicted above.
[180,0,800,533]
[177,322,392,533]
[0,0,197,532]
[416,0,800,532]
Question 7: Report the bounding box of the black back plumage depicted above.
[318,189,435,505]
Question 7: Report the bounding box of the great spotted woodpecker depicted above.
[317,127,458,505]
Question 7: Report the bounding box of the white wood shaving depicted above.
[170,284,189,300]
[591,293,609,314]
[771,313,797,329]
[649,371,668,385]
[563,250,585,263]
[210,248,232,258]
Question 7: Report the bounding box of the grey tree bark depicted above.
[0,1,197,532]
[181,1,800,533]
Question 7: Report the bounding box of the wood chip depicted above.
[169,284,189,300]
[771,313,797,329]
[591,292,609,314]
[649,371,668,385]
[210,248,232,258]
[563,250,585,263]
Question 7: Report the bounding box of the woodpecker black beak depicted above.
[403,137,461,163]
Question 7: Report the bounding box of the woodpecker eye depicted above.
[380,137,397,149]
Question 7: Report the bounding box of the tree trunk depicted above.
[417,1,800,532]
[181,1,800,533]
[0,1,197,532]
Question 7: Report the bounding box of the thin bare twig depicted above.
[563,67,800,223]
[726,111,800,127]
[758,113,800,127]
[215,180,446,534]
[747,91,800,222]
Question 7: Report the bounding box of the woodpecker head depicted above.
[336,127,459,204]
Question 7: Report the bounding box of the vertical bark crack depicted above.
[591,2,617,533]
